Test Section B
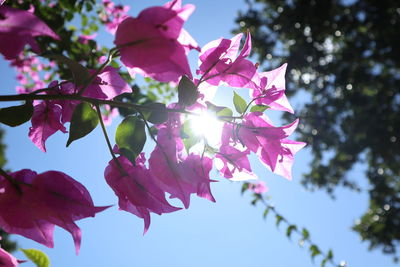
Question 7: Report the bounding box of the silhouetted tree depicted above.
[235,0,400,257]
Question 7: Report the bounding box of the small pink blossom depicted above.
[0,6,60,60]
[248,181,268,194]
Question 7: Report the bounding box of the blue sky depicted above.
[0,1,398,266]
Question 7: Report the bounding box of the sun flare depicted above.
[189,110,224,147]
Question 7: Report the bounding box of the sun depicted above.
[189,110,224,147]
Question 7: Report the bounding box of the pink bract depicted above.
[197,32,259,89]
[28,101,67,152]
[251,63,294,113]
[0,248,19,267]
[104,154,180,233]
[0,169,108,254]
[248,181,268,194]
[114,1,197,82]
[239,112,306,180]
[149,114,215,208]
[0,5,60,60]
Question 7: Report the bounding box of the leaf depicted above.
[327,249,333,260]
[275,215,283,227]
[21,248,50,267]
[321,259,328,267]
[180,119,200,152]
[241,182,249,194]
[178,76,198,107]
[66,102,99,147]
[250,104,270,113]
[216,107,233,120]
[286,224,297,239]
[0,101,33,127]
[47,54,90,86]
[115,116,146,163]
[263,207,270,219]
[233,91,247,114]
[309,244,321,260]
[302,228,310,240]
[142,103,168,124]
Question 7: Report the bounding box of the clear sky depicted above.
[1,1,398,266]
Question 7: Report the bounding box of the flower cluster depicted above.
[99,0,130,34]
[0,0,305,259]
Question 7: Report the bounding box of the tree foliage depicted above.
[235,0,400,256]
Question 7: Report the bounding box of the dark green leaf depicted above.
[250,104,270,113]
[142,103,168,124]
[47,54,90,86]
[321,259,328,267]
[178,76,198,107]
[233,91,247,114]
[286,224,297,239]
[0,101,33,127]
[241,182,249,194]
[66,102,98,146]
[115,116,146,163]
[21,248,50,267]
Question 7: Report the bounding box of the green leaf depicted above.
[241,183,249,194]
[0,101,33,127]
[216,107,233,120]
[275,214,283,227]
[302,228,310,240]
[115,116,146,163]
[21,248,50,267]
[142,103,168,124]
[250,104,270,113]
[309,244,321,260]
[233,91,247,114]
[66,102,99,147]
[327,249,333,260]
[321,259,328,267]
[178,76,198,107]
[263,207,270,219]
[286,224,297,239]
[47,54,90,86]
[180,120,200,152]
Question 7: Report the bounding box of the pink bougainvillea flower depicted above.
[238,112,306,180]
[0,5,60,60]
[114,1,196,82]
[0,248,19,267]
[197,32,259,89]
[248,181,268,194]
[28,68,130,151]
[104,153,180,233]
[84,66,132,100]
[251,63,294,114]
[149,112,215,208]
[28,101,67,152]
[215,123,256,181]
[0,169,108,254]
